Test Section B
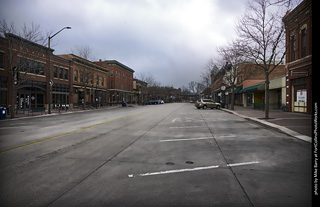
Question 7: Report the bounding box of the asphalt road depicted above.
[0,103,311,207]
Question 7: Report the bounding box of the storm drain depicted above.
[186,161,194,164]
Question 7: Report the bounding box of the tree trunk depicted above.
[264,73,270,119]
[231,83,235,110]
[83,87,86,110]
[10,82,15,118]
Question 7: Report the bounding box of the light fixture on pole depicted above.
[47,27,71,114]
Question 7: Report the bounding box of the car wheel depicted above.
[203,105,207,109]
[197,107,200,109]
[216,105,220,110]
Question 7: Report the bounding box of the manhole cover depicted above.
[186,161,194,164]
[166,162,175,165]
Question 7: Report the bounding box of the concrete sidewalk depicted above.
[222,105,312,143]
[1,104,127,120]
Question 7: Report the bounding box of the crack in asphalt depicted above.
[46,105,181,206]
[197,109,255,207]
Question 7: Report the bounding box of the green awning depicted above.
[234,86,243,94]
[239,82,264,93]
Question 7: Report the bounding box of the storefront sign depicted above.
[297,89,307,102]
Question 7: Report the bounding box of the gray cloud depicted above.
[1,0,246,87]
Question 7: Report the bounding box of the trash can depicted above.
[0,107,7,119]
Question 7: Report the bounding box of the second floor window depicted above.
[110,80,113,89]
[74,70,78,82]
[80,71,84,82]
[54,67,58,78]
[65,69,68,80]
[291,35,296,61]
[59,68,63,79]
[301,28,307,58]
[96,75,99,86]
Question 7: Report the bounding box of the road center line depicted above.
[159,137,213,142]
[0,109,155,154]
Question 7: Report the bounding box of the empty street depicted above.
[0,103,311,206]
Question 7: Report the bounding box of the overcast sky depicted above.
[1,0,247,87]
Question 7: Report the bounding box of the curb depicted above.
[221,108,312,143]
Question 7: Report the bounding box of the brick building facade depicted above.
[0,32,137,117]
[59,54,108,108]
[0,33,72,115]
[283,0,312,114]
[95,60,134,104]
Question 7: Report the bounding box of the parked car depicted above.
[148,100,164,105]
[195,99,221,109]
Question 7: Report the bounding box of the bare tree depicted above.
[200,65,212,90]
[136,72,160,87]
[236,0,289,119]
[217,41,247,110]
[188,81,197,94]
[71,44,96,61]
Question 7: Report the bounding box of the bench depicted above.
[28,107,46,116]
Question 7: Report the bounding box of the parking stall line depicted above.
[159,137,213,142]
[128,161,260,178]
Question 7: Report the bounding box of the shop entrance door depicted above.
[19,93,30,110]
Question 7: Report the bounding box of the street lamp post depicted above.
[47,27,71,114]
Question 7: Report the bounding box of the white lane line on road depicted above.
[169,126,206,129]
[227,161,260,167]
[128,161,260,178]
[128,165,220,178]
[159,137,213,142]
[171,118,179,122]
[216,134,236,138]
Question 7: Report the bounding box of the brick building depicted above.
[236,64,286,109]
[0,33,72,116]
[283,0,312,114]
[59,54,108,108]
[211,63,286,109]
[95,60,134,104]
[133,78,148,104]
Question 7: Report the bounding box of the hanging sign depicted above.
[297,89,307,102]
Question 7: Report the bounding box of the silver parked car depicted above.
[195,99,221,110]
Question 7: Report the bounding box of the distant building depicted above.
[95,60,134,104]
[211,63,286,109]
[283,0,312,114]
[58,54,109,108]
[235,64,286,109]
[133,78,148,104]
